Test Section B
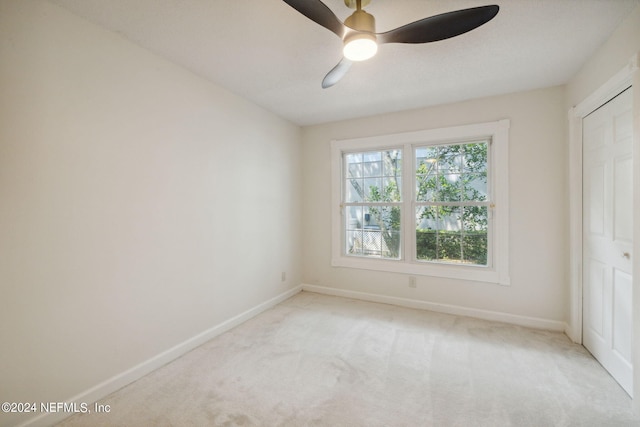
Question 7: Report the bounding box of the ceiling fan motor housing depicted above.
[344,9,376,35]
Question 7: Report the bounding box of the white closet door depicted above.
[582,87,633,396]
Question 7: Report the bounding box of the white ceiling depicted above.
[51,0,639,126]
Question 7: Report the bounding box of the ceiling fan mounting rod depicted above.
[344,0,371,10]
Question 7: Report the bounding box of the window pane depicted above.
[382,150,402,200]
[416,147,462,203]
[345,153,364,202]
[462,206,488,265]
[346,178,363,202]
[363,151,382,177]
[463,234,487,265]
[346,229,363,256]
[347,162,362,179]
[439,206,461,232]
[346,206,363,256]
[363,151,382,163]
[416,206,437,261]
[383,149,402,177]
[416,146,438,161]
[345,153,362,164]
[346,206,363,230]
[416,164,437,202]
[363,160,381,177]
[416,229,437,261]
[416,142,488,204]
[346,205,401,260]
[440,174,462,202]
[438,145,463,174]
[463,142,488,173]
[416,205,488,265]
[382,176,402,202]
[364,177,382,201]
[462,206,488,232]
[437,207,463,262]
[367,205,401,259]
[463,172,487,201]
[416,205,437,229]
[438,232,462,262]
[344,149,401,202]
[462,205,488,265]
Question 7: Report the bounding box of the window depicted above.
[331,120,510,285]
[415,141,489,265]
[344,149,402,260]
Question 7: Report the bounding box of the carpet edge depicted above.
[301,284,567,332]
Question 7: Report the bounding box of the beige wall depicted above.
[0,1,301,425]
[566,5,640,108]
[301,86,567,323]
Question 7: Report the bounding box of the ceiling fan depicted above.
[283,0,499,88]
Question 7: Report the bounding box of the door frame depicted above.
[568,52,639,345]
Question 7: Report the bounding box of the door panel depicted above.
[589,164,606,235]
[614,156,633,242]
[582,87,633,397]
[587,260,606,336]
[612,269,632,361]
[614,110,633,142]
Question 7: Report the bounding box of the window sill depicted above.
[331,255,510,285]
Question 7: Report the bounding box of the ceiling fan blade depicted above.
[377,5,499,44]
[322,58,353,88]
[283,0,345,38]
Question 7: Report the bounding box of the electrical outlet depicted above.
[281,271,286,282]
[408,276,416,288]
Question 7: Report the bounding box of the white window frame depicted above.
[331,119,510,285]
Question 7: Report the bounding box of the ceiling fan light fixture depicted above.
[283,0,500,87]
[342,8,377,61]
[343,32,377,61]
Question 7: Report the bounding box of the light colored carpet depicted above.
[58,291,638,426]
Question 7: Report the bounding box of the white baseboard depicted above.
[302,284,567,332]
[564,322,582,344]
[20,285,303,427]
